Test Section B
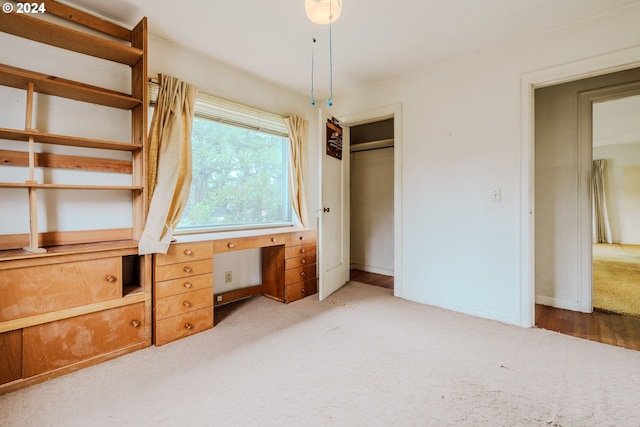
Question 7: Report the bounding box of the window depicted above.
[150,85,291,232]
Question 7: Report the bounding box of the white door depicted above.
[318,108,349,300]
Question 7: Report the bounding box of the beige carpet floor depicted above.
[593,243,640,317]
[2,282,640,426]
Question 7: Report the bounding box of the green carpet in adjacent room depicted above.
[592,243,640,318]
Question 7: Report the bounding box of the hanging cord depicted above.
[327,6,334,107]
[310,36,317,106]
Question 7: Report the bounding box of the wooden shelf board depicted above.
[0,12,142,65]
[0,238,138,263]
[0,64,141,110]
[45,0,133,42]
[0,182,143,190]
[0,128,141,151]
[0,149,133,174]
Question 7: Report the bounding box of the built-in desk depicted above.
[152,227,317,345]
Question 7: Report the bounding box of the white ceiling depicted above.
[65,0,640,101]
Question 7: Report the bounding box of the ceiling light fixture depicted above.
[305,0,342,25]
[306,0,341,107]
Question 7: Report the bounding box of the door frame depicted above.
[520,46,640,327]
[339,103,403,297]
[578,82,640,311]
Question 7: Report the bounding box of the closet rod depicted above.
[350,138,394,153]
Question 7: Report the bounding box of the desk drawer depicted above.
[285,254,316,270]
[214,235,284,253]
[285,243,316,259]
[155,307,213,346]
[156,241,213,266]
[285,278,318,303]
[155,287,213,320]
[0,257,122,322]
[285,264,317,285]
[155,273,212,299]
[155,259,213,282]
[286,230,316,246]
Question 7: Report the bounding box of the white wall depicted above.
[328,4,640,325]
[594,142,640,243]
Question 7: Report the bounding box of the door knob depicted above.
[323,207,330,213]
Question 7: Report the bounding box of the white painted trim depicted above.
[535,295,580,312]
[576,91,592,313]
[577,81,640,312]
[520,46,640,327]
[339,103,403,298]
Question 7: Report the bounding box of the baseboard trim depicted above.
[535,295,581,311]
[350,263,394,276]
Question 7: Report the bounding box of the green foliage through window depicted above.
[178,117,291,231]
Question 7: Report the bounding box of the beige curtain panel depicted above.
[592,159,612,244]
[284,115,310,227]
[139,75,198,255]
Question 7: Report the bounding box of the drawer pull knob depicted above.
[184,249,193,255]
[228,243,235,248]
[185,323,193,330]
[184,282,192,289]
[301,271,306,277]
[106,275,117,283]
[300,248,306,253]
[301,259,306,264]
[184,266,192,273]
[302,288,306,293]
[183,301,192,308]
[271,238,277,242]
[131,320,140,327]
[299,236,304,240]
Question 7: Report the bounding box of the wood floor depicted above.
[350,269,394,289]
[350,269,639,351]
[535,304,640,351]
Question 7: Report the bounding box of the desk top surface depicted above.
[171,226,314,244]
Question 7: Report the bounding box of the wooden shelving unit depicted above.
[0,1,150,394]
[0,5,147,252]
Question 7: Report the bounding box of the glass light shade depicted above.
[305,0,342,25]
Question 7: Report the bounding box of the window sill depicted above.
[171,225,309,244]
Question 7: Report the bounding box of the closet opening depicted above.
[349,118,394,290]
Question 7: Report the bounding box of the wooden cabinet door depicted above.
[0,257,122,321]
[22,303,146,377]
[0,330,22,385]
